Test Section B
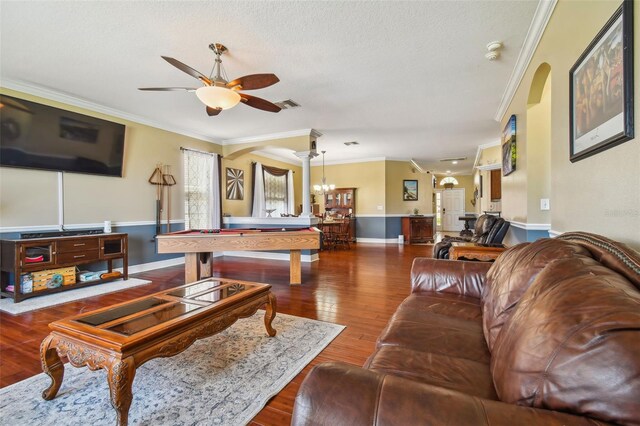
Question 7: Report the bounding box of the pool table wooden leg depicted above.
[290,249,301,285]
[185,253,199,283]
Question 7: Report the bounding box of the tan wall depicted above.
[385,161,433,215]
[434,174,475,213]
[525,70,551,224]
[0,88,221,227]
[221,155,301,217]
[501,0,640,248]
[310,160,386,215]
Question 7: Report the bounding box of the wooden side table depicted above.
[449,242,506,261]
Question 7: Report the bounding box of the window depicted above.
[183,149,221,229]
[263,169,288,216]
[439,177,459,186]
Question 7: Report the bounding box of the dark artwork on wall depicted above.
[569,0,634,162]
[502,115,516,176]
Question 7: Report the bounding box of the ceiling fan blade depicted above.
[227,74,279,90]
[161,56,212,85]
[239,94,281,112]
[206,106,222,116]
[138,87,196,91]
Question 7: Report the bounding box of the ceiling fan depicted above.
[139,43,281,116]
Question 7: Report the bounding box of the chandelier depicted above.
[313,151,335,194]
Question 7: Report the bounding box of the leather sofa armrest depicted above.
[410,257,491,299]
[292,363,605,426]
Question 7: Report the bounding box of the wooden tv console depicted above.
[0,233,128,303]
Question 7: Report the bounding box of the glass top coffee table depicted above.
[40,278,277,426]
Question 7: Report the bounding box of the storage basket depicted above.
[32,267,76,291]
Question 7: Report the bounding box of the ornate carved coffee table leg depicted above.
[107,357,136,426]
[264,292,277,337]
[40,334,64,400]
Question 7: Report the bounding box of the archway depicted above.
[525,62,552,236]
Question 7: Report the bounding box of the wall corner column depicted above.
[294,150,318,217]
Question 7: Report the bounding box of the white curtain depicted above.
[287,170,295,215]
[252,162,266,218]
[210,153,221,228]
[183,150,221,229]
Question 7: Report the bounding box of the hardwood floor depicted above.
[0,243,433,425]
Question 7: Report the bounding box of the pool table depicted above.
[156,227,321,285]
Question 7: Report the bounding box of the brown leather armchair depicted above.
[293,233,640,425]
[433,214,510,259]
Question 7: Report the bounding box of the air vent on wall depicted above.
[344,141,359,146]
[274,99,301,109]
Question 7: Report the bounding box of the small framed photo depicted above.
[403,180,418,201]
[569,0,634,162]
[226,167,244,200]
[502,115,516,176]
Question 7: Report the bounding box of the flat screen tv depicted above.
[0,95,126,177]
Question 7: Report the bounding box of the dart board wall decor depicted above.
[226,167,244,200]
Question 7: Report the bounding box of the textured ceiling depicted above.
[0,1,538,174]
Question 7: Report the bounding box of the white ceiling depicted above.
[0,1,539,174]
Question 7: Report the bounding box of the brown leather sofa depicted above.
[433,214,510,259]
[292,232,640,425]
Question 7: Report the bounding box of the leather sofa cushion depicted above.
[490,255,640,425]
[481,239,591,352]
[376,293,491,364]
[366,346,498,400]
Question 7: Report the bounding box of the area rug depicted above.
[0,278,151,315]
[0,311,345,425]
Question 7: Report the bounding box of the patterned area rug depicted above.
[0,312,345,425]
[0,278,152,315]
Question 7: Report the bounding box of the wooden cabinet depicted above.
[324,188,356,242]
[490,169,502,201]
[0,233,128,303]
[324,187,356,215]
[401,216,435,244]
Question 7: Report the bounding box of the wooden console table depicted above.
[1,233,128,303]
[449,242,506,261]
[40,278,277,426]
[401,216,435,243]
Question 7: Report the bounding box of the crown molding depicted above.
[222,129,322,145]
[1,79,221,144]
[494,0,557,122]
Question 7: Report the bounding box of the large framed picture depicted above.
[403,180,418,201]
[502,115,516,176]
[569,0,634,162]
[226,167,244,200]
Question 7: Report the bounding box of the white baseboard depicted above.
[356,238,400,244]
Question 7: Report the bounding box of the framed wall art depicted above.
[502,115,517,176]
[569,0,634,162]
[403,180,418,201]
[226,167,244,200]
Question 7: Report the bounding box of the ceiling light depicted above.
[452,161,458,165]
[485,40,503,61]
[196,86,241,110]
[313,151,335,194]
[446,170,451,173]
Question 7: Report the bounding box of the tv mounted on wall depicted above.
[0,95,126,177]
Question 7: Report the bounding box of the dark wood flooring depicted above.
[0,243,433,425]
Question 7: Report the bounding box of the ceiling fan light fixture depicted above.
[195,86,241,110]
